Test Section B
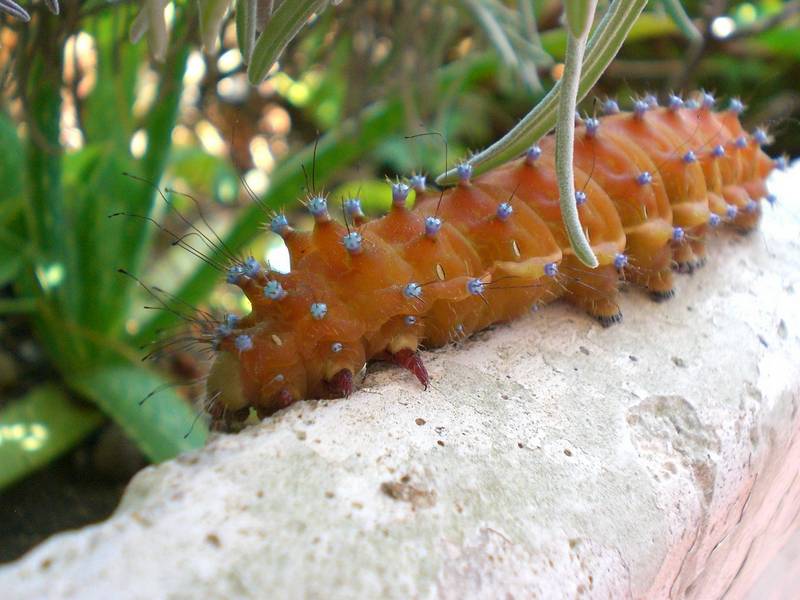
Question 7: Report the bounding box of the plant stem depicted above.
[556,1,599,268]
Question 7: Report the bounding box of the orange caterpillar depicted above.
[205,93,781,428]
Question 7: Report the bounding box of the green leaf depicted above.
[69,364,207,463]
[82,8,146,150]
[0,385,104,491]
[0,242,22,287]
[247,0,327,84]
[0,111,23,201]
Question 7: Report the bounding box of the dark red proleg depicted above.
[391,349,430,390]
[329,369,354,398]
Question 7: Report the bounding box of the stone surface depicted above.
[2,166,799,599]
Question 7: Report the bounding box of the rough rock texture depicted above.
[2,167,799,599]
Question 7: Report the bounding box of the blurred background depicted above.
[0,0,798,562]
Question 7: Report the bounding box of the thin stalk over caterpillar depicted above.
[557,0,600,268]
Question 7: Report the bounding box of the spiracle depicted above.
[204,94,778,429]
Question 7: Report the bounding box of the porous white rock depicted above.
[2,168,799,599]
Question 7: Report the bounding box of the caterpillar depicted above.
[199,92,782,429]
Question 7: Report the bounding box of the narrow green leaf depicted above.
[0,111,24,201]
[247,0,327,84]
[659,0,702,43]
[235,0,257,63]
[198,0,231,52]
[69,365,207,463]
[0,385,103,491]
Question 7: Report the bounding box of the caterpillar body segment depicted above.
[205,96,776,427]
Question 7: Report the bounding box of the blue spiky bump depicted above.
[392,182,410,207]
[310,302,328,320]
[404,282,422,300]
[466,278,485,296]
[525,145,542,164]
[270,214,289,234]
[602,99,620,115]
[263,279,287,301]
[496,202,513,221]
[342,231,363,254]
[235,334,253,352]
[425,216,442,238]
[410,174,427,193]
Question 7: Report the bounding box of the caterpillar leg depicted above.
[327,369,355,398]
[673,225,708,274]
[621,223,676,300]
[561,258,622,327]
[723,185,761,231]
[389,348,430,389]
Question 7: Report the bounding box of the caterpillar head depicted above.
[207,267,367,420]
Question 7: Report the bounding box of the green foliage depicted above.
[0,385,104,490]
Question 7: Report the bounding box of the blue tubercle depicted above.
[726,205,738,220]
[456,163,473,183]
[667,94,684,111]
[645,93,659,108]
[243,256,261,278]
[709,213,721,227]
[672,227,685,242]
[343,198,363,218]
[392,182,410,206]
[633,99,649,118]
[226,264,245,284]
[636,171,652,185]
[308,195,328,217]
[544,262,558,277]
[682,151,697,164]
[410,174,427,193]
[525,145,542,163]
[614,253,628,270]
[331,342,343,353]
[753,129,768,146]
[263,279,286,300]
[270,214,289,234]
[342,231,363,254]
[216,313,239,337]
[745,199,758,213]
[712,144,726,158]
[602,99,620,115]
[404,282,423,299]
[766,194,777,206]
[701,91,715,108]
[685,98,700,109]
[775,156,788,171]
[496,202,513,221]
[466,278,485,296]
[310,302,328,320]
[729,98,745,114]
[735,136,747,149]
[404,315,417,326]
[235,334,253,353]
[584,117,599,137]
[575,190,587,206]
[425,216,442,238]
